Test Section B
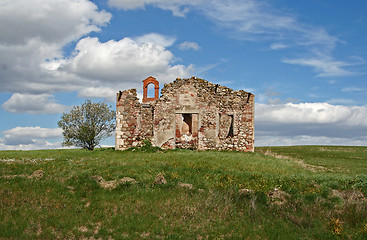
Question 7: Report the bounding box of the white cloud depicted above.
[195,59,228,75]
[0,0,111,94]
[0,0,198,117]
[57,36,193,98]
[0,0,193,105]
[108,0,198,16]
[78,86,116,102]
[256,135,367,147]
[342,87,364,92]
[0,140,63,151]
[134,33,176,47]
[256,103,367,126]
[178,41,201,51]
[1,93,69,114]
[109,0,336,47]
[255,103,367,145]
[203,0,296,38]
[45,33,191,101]
[108,0,362,77]
[0,0,111,46]
[1,127,62,146]
[282,56,354,77]
[270,43,288,50]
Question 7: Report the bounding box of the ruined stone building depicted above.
[116,76,255,151]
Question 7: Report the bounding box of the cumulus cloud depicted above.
[78,86,117,102]
[0,0,111,94]
[1,93,69,114]
[255,103,367,146]
[0,127,62,146]
[49,33,191,101]
[0,0,111,46]
[61,37,176,81]
[56,36,193,98]
[0,0,193,106]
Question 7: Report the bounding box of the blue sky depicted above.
[0,0,367,150]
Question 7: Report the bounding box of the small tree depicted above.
[58,100,115,151]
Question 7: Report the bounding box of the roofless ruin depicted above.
[116,76,254,151]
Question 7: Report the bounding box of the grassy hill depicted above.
[1,146,366,239]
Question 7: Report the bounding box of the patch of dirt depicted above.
[263,149,332,172]
[0,170,44,179]
[25,221,42,236]
[331,189,367,205]
[140,232,150,238]
[29,170,44,179]
[294,160,330,172]
[118,177,137,184]
[153,173,167,185]
[318,147,357,152]
[268,188,290,206]
[0,158,16,163]
[93,222,102,234]
[93,175,137,189]
[263,149,293,160]
[331,189,367,214]
[1,158,55,164]
[238,188,254,195]
[78,226,88,233]
[1,174,27,179]
[178,182,193,189]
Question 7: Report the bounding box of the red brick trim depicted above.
[142,76,159,103]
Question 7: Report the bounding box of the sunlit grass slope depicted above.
[1,146,366,239]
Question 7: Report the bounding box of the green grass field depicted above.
[1,146,366,239]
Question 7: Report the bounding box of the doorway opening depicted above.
[175,113,198,149]
[182,114,193,134]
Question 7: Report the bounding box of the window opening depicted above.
[142,76,159,103]
[219,114,234,138]
[147,83,155,98]
[227,114,234,138]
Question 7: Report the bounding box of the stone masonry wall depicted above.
[115,89,155,150]
[115,77,255,152]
